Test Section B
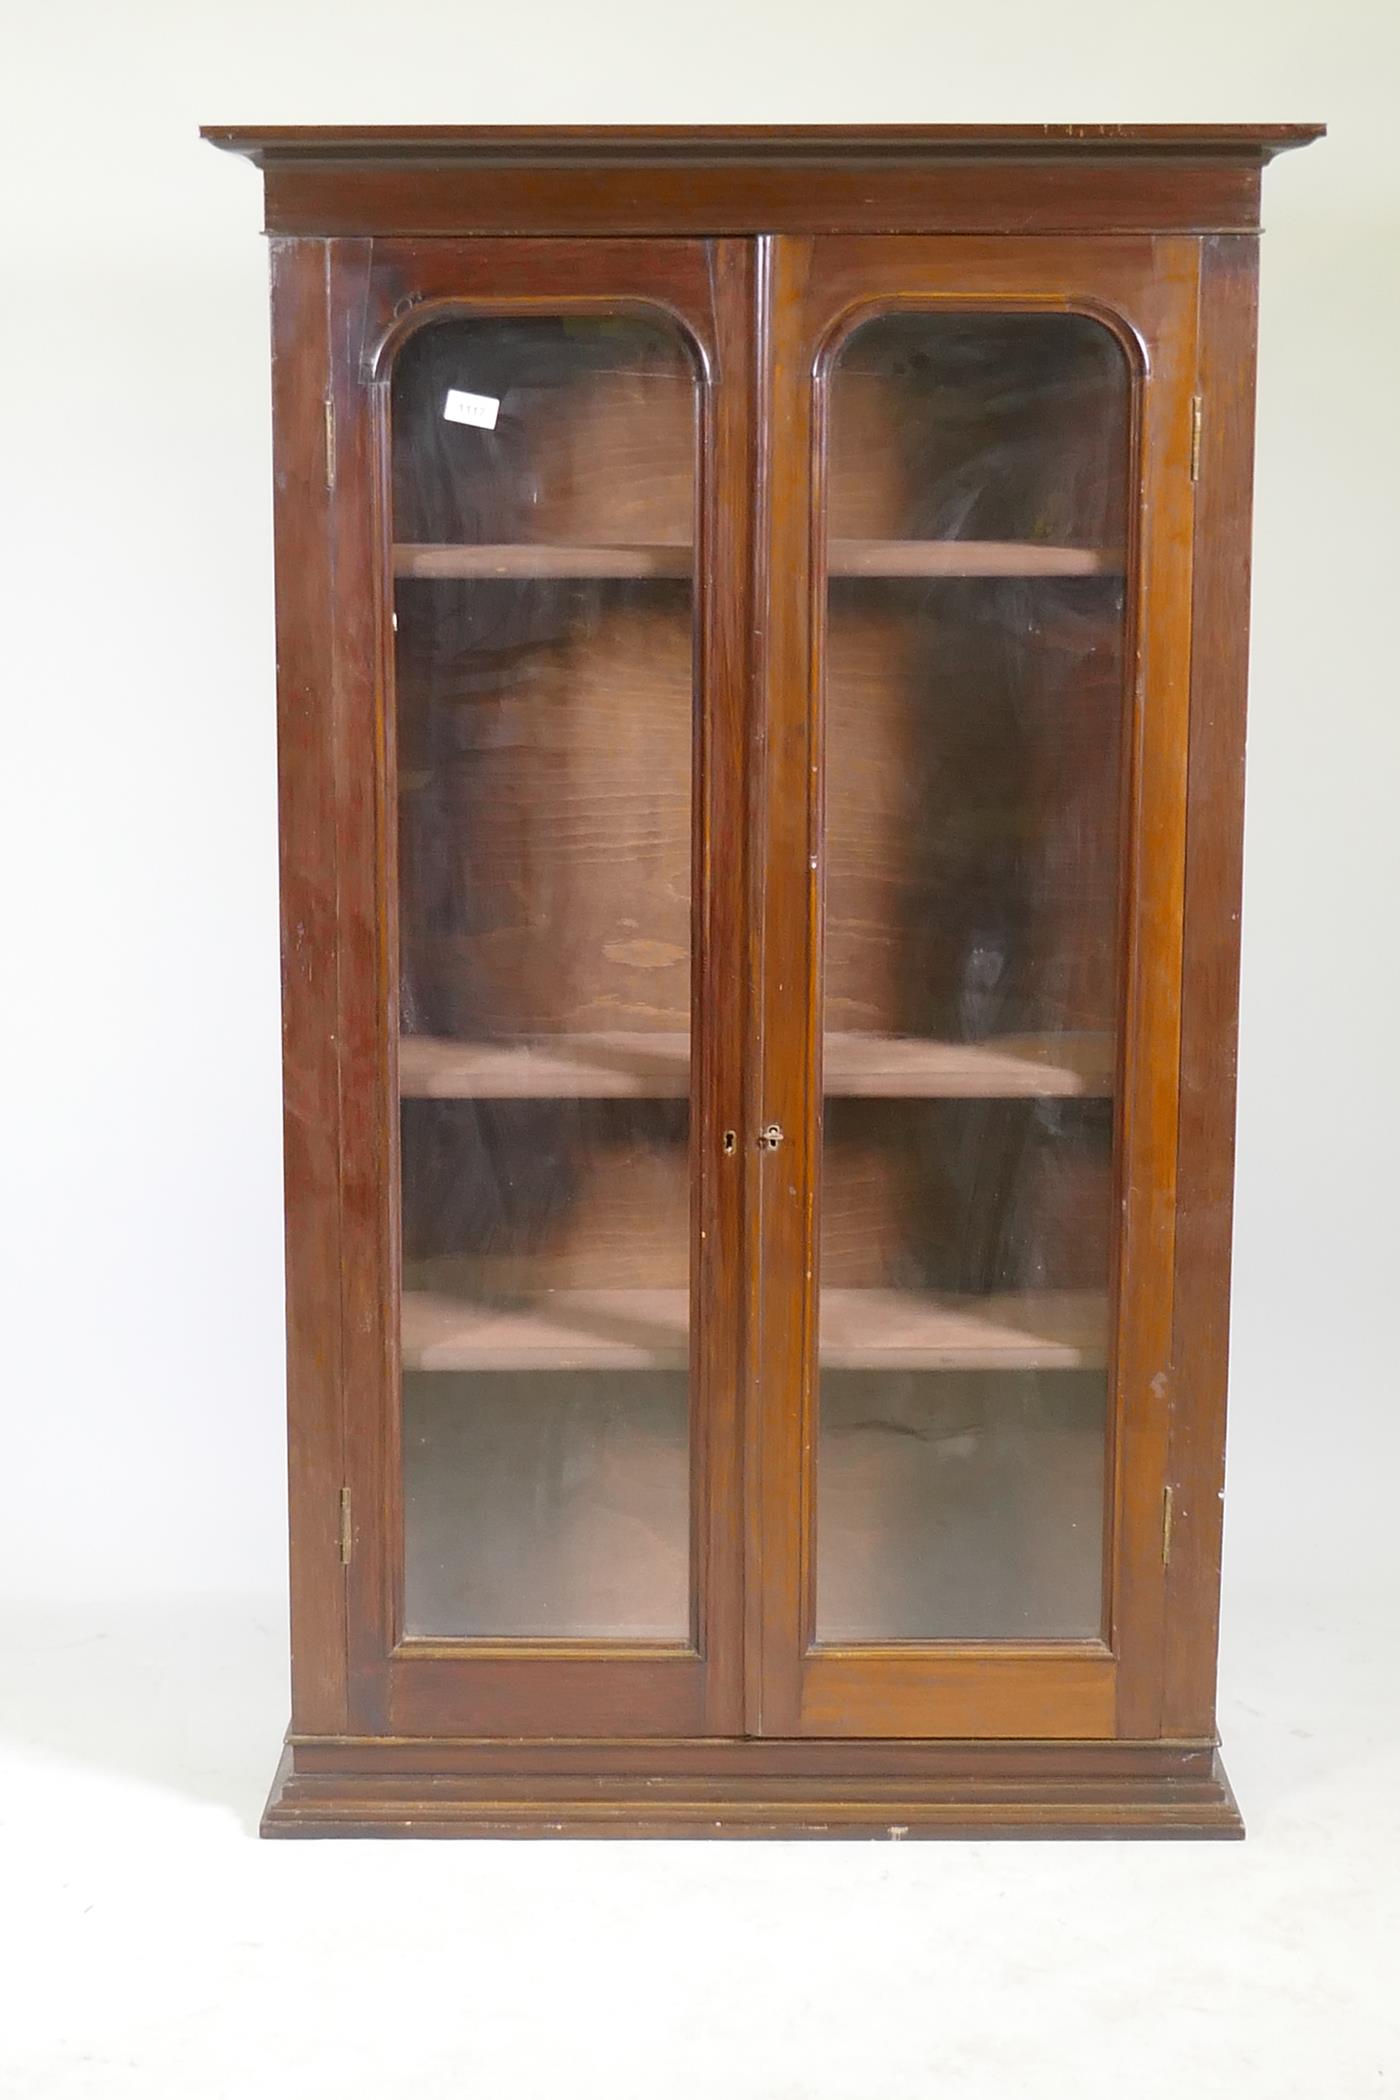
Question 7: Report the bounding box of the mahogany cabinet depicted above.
[205,124,1321,1837]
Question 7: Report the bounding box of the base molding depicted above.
[262,1735,1242,1839]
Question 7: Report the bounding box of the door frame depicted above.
[748,233,1202,1739]
[277,234,759,1740]
[276,229,1205,1747]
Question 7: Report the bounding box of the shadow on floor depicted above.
[0,1595,288,1835]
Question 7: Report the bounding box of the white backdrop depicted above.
[4,11,1399,2100]
[2,3,1395,1629]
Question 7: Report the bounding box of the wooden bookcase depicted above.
[205,123,1321,1837]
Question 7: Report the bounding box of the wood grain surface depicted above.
[223,123,1318,1834]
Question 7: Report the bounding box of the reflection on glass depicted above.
[404,1375,690,1639]
[819,1372,1106,1640]
[816,313,1129,1643]
[392,316,697,1640]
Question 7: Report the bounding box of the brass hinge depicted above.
[338,1485,353,1565]
[1162,1484,1175,1566]
[324,394,337,492]
[1189,394,1203,482]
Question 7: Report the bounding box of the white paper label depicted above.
[443,388,500,431]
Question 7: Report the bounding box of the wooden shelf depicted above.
[821,1289,1107,1370]
[392,540,1120,582]
[401,1286,1107,1372]
[824,1031,1113,1097]
[399,1032,690,1098]
[403,1288,689,1370]
[394,543,691,580]
[398,1031,1114,1100]
[830,540,1119,579]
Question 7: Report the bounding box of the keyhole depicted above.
[722,1130,737,1156]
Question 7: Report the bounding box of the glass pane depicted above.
[816,312,1129,1644]
[392,314,697,1640]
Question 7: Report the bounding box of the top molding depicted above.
[202,123,1325,239]
[203,124,1324,164]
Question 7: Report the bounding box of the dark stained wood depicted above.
[382,1651,708,1739]
[321,235,754,1742]
[284,1731,1220,1776]
[1098,237,1200,1744]
[752,233,1203,1744]
[739,236,774,1739]
[251,160,1268,242]
[203,125,1322,242]
[353,234,735,373]
[1161,235,1262,1738]
[268,238,349,1740]
[749,232,815,1735]
[685,235,754,1736]
[262,1736,1242,1837]
[797,1648,1115,1739]
[321,238,395,1735]
[214,124,1318,1838]
[204,123,1322,160]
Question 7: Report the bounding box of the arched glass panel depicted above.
[391,314,699,1640]
[815,311,1131,1642]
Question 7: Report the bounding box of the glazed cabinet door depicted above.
[751,236,1201,1738]
[278,237,755,1738]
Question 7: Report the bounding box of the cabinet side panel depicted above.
[1104,236,1201,1742]
[270,238,349,1736]
[325,239,394,1732]
[1163,235,1260,1737]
